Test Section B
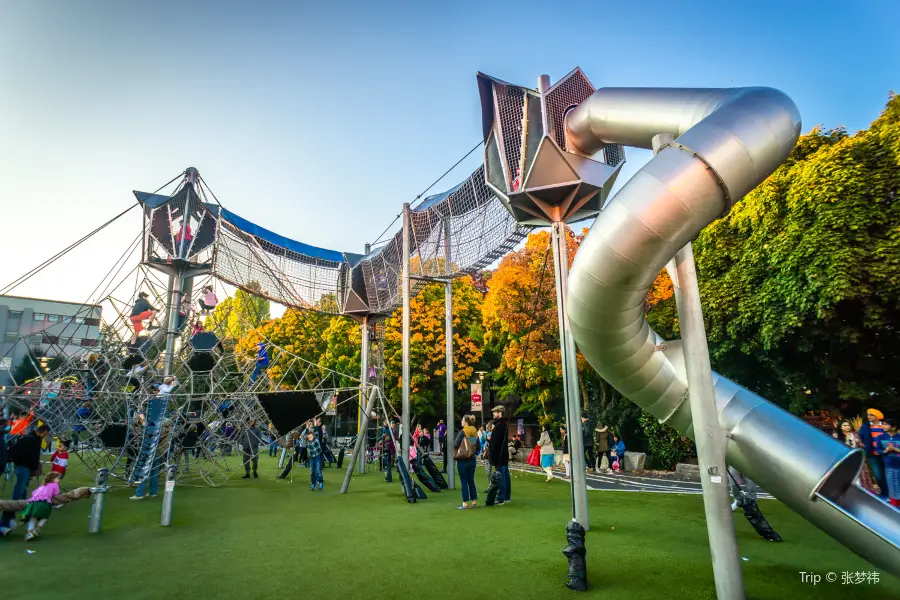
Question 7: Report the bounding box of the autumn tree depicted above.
[382,277,484,419]
[482,228,588,420]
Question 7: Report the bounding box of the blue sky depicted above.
[1,0,897,306]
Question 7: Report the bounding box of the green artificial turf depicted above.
[2,456,897,600]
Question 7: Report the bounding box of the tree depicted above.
[318,316,362,389]
[382,277,484,419]
[235,307,333,389]
[482,228,589,419]
[207,281,271,341]
[648,94,900,417]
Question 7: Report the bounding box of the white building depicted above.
[0,294,102,388]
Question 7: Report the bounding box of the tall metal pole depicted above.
[550,221,589,530]
[653,133,744,600]
[358,315,369,474]
[164,169,196,376]
[163,272,183,377]
[401,203,411,470]
[443,219,455,488]
[341,387,378,493]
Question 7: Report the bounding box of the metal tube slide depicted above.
[565,87,900,575]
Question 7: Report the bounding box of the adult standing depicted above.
[241,419,262,479]
[489,405,510,505]
[833,419,879,494]
[859,408,887,497]
[560,426,570,479]
[538,424,556,482]
[595,422,611,472]
[877,417,900,507]
[436,419,448,473]
[581,412,596,473]
[9,425,50,500]
[453,415,481,510]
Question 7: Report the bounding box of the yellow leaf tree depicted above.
[382,277,484,419]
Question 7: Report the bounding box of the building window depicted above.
[75,317,85,325]
[30,335,42,345]
[81,339,98,347]
[4,331,16,342]
[33,313,46,321]
[0,357,11,370]
[42,334,59,345]
[8,310,22,319]
[47,314,60,323]
[84,317,101,326]
[71,338,83,347]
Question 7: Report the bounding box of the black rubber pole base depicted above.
[563,520,587,591]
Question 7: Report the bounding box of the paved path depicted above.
[509,463,773,498]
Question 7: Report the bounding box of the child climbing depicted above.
[199,285,218,315]
[173,217,193,257]
[251,342,269,383]
[191,320,204,336]
[22,472,62,541]
[129,292,158,345]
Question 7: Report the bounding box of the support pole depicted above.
[358,315,369,474]
[653,133,744,600]
[550,221,589,530]
[401,203,411,471]
[443,219,455,489]
[160,464,177,526]
[88,468,109,534]
[341,387,378,493]
[164,271,184,376]
[164,169,197,376]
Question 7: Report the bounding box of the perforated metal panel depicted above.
[545,69,595,151]
[495,84,527,187]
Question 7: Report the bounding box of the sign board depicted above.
[326,394,337,416]
[517,418,525,436]
[471,383,482,411]
[165,480,175,492]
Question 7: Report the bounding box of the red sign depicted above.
[471,383,483,411]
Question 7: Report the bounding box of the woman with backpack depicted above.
[453,414,481,510]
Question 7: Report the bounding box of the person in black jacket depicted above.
[489,405,511,505]
[581,412,596,473]
[9,424,51,500]
[129,292,158,344]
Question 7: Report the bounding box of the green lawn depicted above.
[2,455,897,600]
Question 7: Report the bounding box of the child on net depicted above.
[22,472,62,541]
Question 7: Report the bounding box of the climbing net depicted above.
[2,263,361,487]
[360,165,531,315]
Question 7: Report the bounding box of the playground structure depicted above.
[0,67,897,593]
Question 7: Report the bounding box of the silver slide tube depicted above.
[566,87,900,575]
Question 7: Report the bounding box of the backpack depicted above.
[454,436,477,461]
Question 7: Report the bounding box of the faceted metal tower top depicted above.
[477,68,625,226]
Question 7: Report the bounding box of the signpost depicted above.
[471,383,482,412]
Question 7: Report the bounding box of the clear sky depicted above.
[1,0,897,307]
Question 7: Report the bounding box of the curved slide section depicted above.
[565,87,900,575]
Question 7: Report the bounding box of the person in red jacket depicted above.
[49,439,69,480]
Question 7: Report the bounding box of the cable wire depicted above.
[370,140,483,247]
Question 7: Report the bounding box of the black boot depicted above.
[562,521,588,591]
